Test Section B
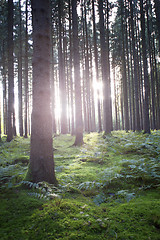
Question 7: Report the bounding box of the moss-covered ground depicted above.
[0,131,160,239]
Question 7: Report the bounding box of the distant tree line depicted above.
[0,0,160,144]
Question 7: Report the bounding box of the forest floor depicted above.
[0,131,160,240]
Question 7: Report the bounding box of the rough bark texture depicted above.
[72,0,83,146]
[28,0,57,184]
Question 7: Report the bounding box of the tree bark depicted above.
[18,0,23,136]
[120,0,129,131]
[72,0,83,145]
[24,0,28,138]
[140,0,150,133]
[7,0,14,142]
[58,0,67,134]
[129,0,141,131]
[153,0,160,52]
[28,0,57,184]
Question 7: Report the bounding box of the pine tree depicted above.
[28,0,57,184]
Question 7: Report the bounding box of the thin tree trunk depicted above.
[84,4,91,133]
[2,40,7,135]
[113,67,118,130]
[24,0,28,138]
[120,0,129,131]
[89,41,96,132]
[58,0,67,134]
[92,0,102,132]
[140,0,150,133]
[98,0,112,134]
[18,0,23,136]
[129,25,136,131]
[72,0,83,145]
[152,35,160,129]
[7,0,14,142]
[68,0,75,135]
[129,0,141,131]
[146,0,156,130]
[153,0,160,52]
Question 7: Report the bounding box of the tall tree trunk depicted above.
[2,40,7,135]
[98,0,112,134]
[92,0,102,132]
[18,0,23,136]
[68,0,75,135]
[51,34,56,134]
[128,23,136,131]
[152,35,160,129]
[146,0,156,129]
[72,0,83,145]
[153,0,160,52]
[28,0,57,184]
[113,67,118,130]
[120,0,129,131]
[140,0,150,133]
[24,0,28,138]
[89,41,96,132]
[7,0,14,142]
[58,0,67,134]
[129,0,141,131]
[84,4,91,133]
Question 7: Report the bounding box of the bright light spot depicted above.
[93,81,103,92]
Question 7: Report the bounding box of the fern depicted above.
[21,181,61,200]
[78,181,102,190]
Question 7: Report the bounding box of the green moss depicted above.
[0,131,160,239]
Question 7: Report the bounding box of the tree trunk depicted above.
[58,0,67,134]
[28,0,57,184]
[140,0,150,133]
[7,0,14,142]
[2,40,7,135]
[24,0,28,138]
[120,0,129,131]
[18,0,23,137]
[153,0,160,52]
[98,0,112,134]
[129,0,141,131]
[146,0,156,129]
[68,0,75,135]
[72,0,83,145]
[84,4,91,133]
[92,0,102,132]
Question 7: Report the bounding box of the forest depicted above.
[0,0,160,239]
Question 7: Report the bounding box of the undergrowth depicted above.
[0,131,160,239]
